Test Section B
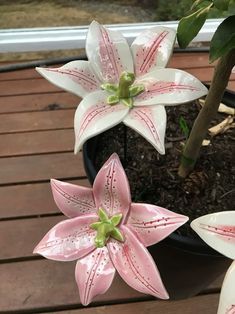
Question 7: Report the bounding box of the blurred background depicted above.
[1,0,235,62]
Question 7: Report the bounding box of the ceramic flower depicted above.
[191,211,235,314]
[36,21,207,155]
[34,153,188,305]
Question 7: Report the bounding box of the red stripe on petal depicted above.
[122,244,161,296]
[76,247,115,305]
[99,27,123,83]
[131,108,160,144]
[47,68,99,92]
[226,305,235,314]
[77,103,122,143]
[51,180,95,216]
[199,223,235,242]
[131,216,184,229]
[136,31,168,76]
[138,81,200,101]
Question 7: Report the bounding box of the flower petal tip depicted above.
[35,66,46,75]
[33,243,41,255]
[161,290,170,300]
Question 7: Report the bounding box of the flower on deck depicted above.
[34,153,188,305]
[36,21,207,155]
[191,212,235,314]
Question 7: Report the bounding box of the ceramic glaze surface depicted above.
[191,211,235,314]
[36,21,207,155]
[34,153,188,305]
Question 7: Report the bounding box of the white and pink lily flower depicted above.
[191,211,235,314]
[36,21,208,155]
[34,153,188,306]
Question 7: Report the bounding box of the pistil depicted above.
[90,208,124,248]
[101,71,145,108]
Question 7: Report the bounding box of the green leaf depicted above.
[177,4,212,48]
[90,221,102,230]
[98,208,109,222]
[110,214,122,226]
[129,84,145,97]
[191,0,212,10]
[101,83,118,93]
[107,95,119,105]
[179,116,190,139]
[210,15,235,62]
[121,98,134,108]
[213,0,230,11]
[110,227,124,242]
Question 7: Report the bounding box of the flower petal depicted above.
[51,179,96,218]
[75,247,115,306]
[74,91,129,153]
[217,261,235,314]
[123,105,166,154]
[127,203,188,247]
[108,226,169,299]
[134,68,208,106]
[131,26,176,77]
[33,215,97,261]
[86,21,134,84]
[191,211,235,259]
[93,153,131,220]
[36,61,101,98]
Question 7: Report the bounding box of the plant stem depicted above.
[178,49,235,178]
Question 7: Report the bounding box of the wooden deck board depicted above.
[0,179,90,219]
[0,109,75,134]
[0,52,233,313]
[0,129,74,157]
[0,92,78,114]
[0,259,146,312]
[47,294,220,314]
[0,78,61,96]
[0,258,222,313]
[0,152,85,185]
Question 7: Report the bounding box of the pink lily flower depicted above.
[191,212,235,314]
[34,153,188,305]
[36,21,207,155]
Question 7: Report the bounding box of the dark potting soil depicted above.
[94,101,235,237]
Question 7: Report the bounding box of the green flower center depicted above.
[90,208,124,248]
[101,71,145,108]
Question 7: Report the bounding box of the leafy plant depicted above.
[177,1,235,177]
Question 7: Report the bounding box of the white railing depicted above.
[0,19,222,53]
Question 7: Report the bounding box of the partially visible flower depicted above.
[34,153,188,305]
[37,21,207,155]
[191,211,235,314]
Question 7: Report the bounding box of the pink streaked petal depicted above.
[36,61,101,98]
[74,91,129,153]
[217,261,235,314]
[108,226,169,299]
[50,179,96,218]
[75,247,115,306]
[191,211,235,260]
[93,153,131,221]
[33,215,97,261]
[134,68,208,106]
[86,21,134,84]
[127,203,188,247]
[131,26,176,77]
[123,105,166,154]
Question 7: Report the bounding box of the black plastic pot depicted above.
[82,88,235,299]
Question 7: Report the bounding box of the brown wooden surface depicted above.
[0,52,233,313]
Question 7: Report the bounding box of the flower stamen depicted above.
[101,71,145,108]
[90,208,124,248]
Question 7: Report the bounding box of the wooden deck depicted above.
[0,52,234,314]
